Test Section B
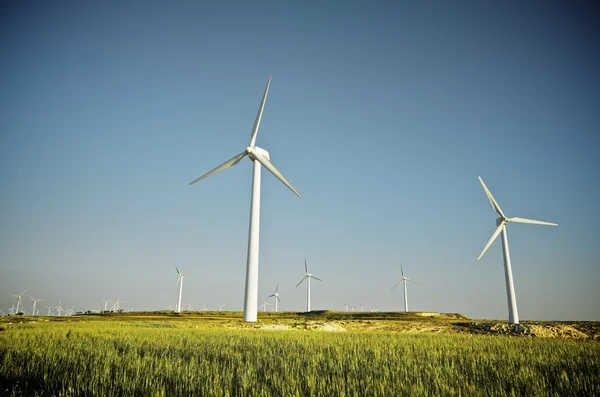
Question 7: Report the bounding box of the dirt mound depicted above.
[465,322,589,339]
[296,321,346,332]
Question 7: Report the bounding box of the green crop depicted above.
[0,320,598,396]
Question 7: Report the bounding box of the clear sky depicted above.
[1,1,598,320]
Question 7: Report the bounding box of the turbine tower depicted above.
[268,284,281,312]
[173,263,193,313]
[189,77,301,322]
[391,265,417,312]
[477,176,557,324]
[296,259,321,312]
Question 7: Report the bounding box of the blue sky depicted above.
[1,2,598,320]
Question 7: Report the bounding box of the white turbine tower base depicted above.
[189,77,301,323]
[477,176,557,325]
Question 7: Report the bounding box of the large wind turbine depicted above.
[391,266,417,312]
[11,289,27,314]
[477,176,557,324]
[189,77,301,322]
[173,263,192,313]
[296,259,321,312]
[268,284,281,312]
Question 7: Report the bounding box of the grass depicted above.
[1,314,598,396]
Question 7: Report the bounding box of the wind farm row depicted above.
[3,258,409,316]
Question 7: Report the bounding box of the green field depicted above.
[1,312,599,396]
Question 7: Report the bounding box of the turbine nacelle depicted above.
[246,146,270,161]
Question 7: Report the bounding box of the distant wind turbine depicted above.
[173,263,193,313]
[391,265,418,312]
[30,297,43,317]
[11,289,27,314]
[216,304,225,312]
[268,285,281,312]
[101,298,111,312]
[259,300,271,312]
[296,259,321,312]
[112,298,124,312]
[55,301,63,316]
[45,304,54,316]
[477,176,557,324]
[189,77,301,322]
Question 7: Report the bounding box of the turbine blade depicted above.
[275,284,279,293]
[406,278,419,284]
[189,151,247,185]
[268,293,275,298]
[173,263,181,275]
[478,176,505,218]
[277,296,281,303]
[391,280,403,291]
[478,223,504,260]
[312,276,322,282]
[305,259,308,274]
[401,265,404,277]
[296,277,307,288]
[508,217,558,227]
[252,152,301,198]
[249,77,271,148]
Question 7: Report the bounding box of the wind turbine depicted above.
[11,289,27,314]
[296,259,321,312]
[259,300,271,312]
[391,265,418,312]
[216,304,225,312]
[45,304,54,316]
[55,301,63,316]
[477,176,557,324]
[101,298,111,312]
[112,298,124,312]
[189,77,301,322]
[173,263,193,313]
[30,297,43,317]
[268,284,281,312]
